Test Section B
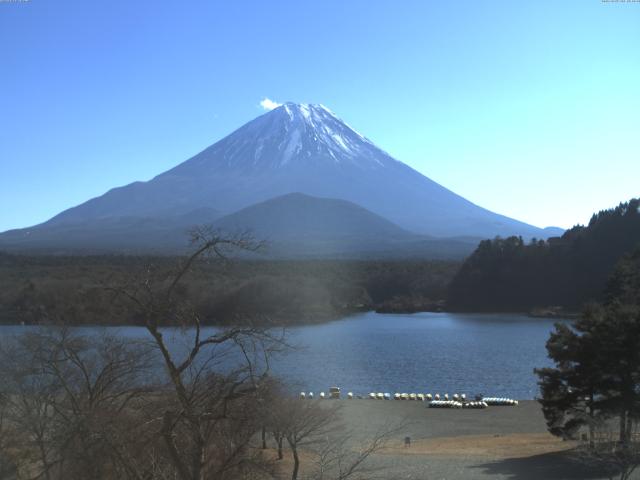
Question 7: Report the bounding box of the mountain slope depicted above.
[213,192,413,240]
[0,102,561,254]
[210,193,478,259]
[0,208,221,254]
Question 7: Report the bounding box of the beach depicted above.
[273,399,637,480]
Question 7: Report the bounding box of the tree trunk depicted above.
[192,437,206,480]
[36,438,52,480]
[625,414,633,445]
[620,411,627,446]
[262,426,267,450]
[161,412,192,480]
[277,436,284,460]
[588,394,595,448]
[291,447,300,480]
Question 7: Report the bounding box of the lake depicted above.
[273,312,565,400]
[0,312,567,400]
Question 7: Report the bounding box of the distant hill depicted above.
[211,193,479,259]
[0,102,561,255]
[214,192,412,240]
[447,198,640,311]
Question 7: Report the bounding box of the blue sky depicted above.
[1,0,638,232]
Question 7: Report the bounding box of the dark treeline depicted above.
[0,253,459,326]
[448,198,640,312]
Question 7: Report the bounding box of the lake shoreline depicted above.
[0,307,580,328]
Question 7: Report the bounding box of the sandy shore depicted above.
[338,399,549,441]
[274,399,638,480]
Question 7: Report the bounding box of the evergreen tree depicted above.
[535,250,640,447]
[606,248,640,307]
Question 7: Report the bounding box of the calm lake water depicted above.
[274,312,565,400]
[0,312,567,400]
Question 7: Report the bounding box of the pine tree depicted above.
[535,249,640,447]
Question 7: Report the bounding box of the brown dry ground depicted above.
[269,400,640,480]
[381,432,574,458]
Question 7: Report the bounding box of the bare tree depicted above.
[267,395,405,480]
[309,421,404,480]
[0,328,156,480]
[0,335,58,479]
[110,227,287,480]
[0,228,290,480]
[0,394,17,480]
[277,399,342,480]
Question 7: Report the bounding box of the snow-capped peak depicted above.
[176,102,396,173]
[267,102,377,165]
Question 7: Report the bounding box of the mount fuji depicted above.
[0,103,562,256]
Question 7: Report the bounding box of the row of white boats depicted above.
[429,400,486,409]
[298,390,518,407]
[428,398,519,409]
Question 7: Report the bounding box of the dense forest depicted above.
[0,253,458,326]
[448,198,640,312]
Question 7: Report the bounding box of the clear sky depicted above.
[1,0,638,232]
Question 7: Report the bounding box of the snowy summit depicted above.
[179,102,393,172]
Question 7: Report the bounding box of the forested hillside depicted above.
[0,254,458,326]
[447,198,640,311]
